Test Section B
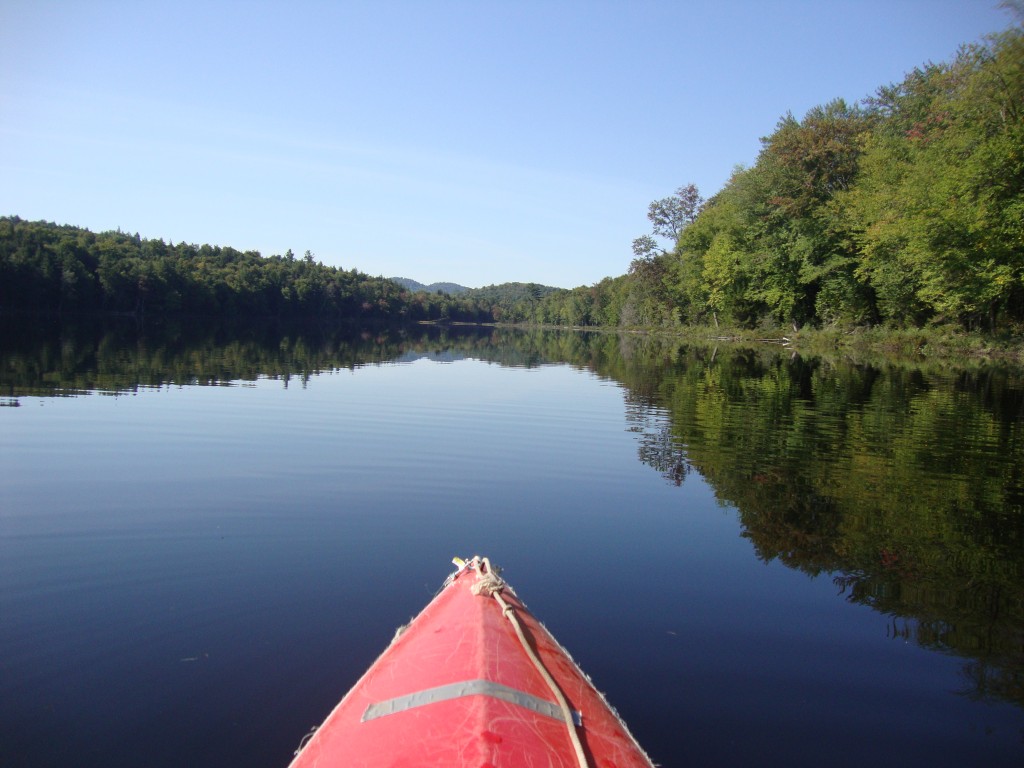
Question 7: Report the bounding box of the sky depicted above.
[0,1,1014,289]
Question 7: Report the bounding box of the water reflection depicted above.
[3,317,1023,712]
[0,317,596,399]
[621,347,1024,711]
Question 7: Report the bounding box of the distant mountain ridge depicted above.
[390,277,469,295]
[391,277,562,302]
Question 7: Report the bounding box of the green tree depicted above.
[647,183,704,242]
[846,27,1024,328]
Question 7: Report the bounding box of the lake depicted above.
[1,319,1022,767]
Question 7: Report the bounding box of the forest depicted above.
[0,217,495,323]
[526,21,1023,333]
[1,22,1021,338]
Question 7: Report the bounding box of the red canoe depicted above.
[288,556,655,768]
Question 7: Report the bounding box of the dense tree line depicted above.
[525,22,1023,333]
[4,23,1019,335]
[463,282,562,322]
[673,22,1023,332]
[0,217,494,323]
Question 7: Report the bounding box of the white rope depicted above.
[292,726,317,756]
[471,557,591,768]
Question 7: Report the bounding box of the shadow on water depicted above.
[3,317,1023,711]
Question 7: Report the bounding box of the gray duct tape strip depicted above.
[361,678,582,725]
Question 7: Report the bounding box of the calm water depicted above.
[1,321,1022,767]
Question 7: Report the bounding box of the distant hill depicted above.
[463,282,562,302]
[390,277,469,295]
[389,278,562,302]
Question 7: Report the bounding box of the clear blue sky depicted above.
[0,1,1013,288]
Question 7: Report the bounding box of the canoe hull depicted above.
[288,558,653,767]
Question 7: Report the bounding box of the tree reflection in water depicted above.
[3,318,1022,709]
[620,343,1024,710]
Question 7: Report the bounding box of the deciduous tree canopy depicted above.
[669,24,1024,332]
[530,21,1024,334]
